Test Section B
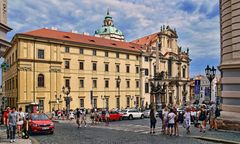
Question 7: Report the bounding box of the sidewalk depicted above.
[0,125,32,144]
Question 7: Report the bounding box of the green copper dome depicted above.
[95,26,123,36]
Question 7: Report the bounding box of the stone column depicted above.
[218,0,240,131]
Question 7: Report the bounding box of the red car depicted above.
[101,111,123,121]
[28,113,55,134]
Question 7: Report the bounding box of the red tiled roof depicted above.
[21,28,143,52]
[131,32,158,48]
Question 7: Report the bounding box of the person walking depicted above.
[105,109,110,126]
[8,107,18,143]
[3,107,11,139]
[167,108,176,136]
[149,108,157,134]
[90,109,95,125]
[17,107,25,138]
[198,105,208,133]
[184,107,191,134]
[209,102,219,131]
[173,107,179,136]
[75,108,81,128]
[80,109,87,128]
[162,106,168,134]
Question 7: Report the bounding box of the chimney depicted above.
[95,34,100,37]
[51,27,58,30]
[71,30,78,33]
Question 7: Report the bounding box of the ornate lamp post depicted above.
[62,86,71,119]
[205,65,216,101]
[116,76,121,108]
[101,95,105,109]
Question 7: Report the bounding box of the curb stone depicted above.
[190,136,240,144]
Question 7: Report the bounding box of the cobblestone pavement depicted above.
[0,125,32,144]
[31,117,240,144]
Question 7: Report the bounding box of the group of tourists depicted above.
[3,106,26,143]
[75,108,87,128]
[149,102,220,136]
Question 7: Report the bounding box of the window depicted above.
[12,78,14,89]
[92,62,97,71]
[79,48,84,54]
[182,66,186,78]
[145,69,149,76]
[38,74,44,87]
[126,65,130,73]
[105,97,109,108]
[144,56,149,62]
[116,97,120,109]
[65,79,70,88]
[116,53,119,58]
[105,80,109,88]
[145,83,149,93]
[105,51,108,57]
[93,79,97,88]
[136,80,139,88]
[38,49,44,59]
[136,66,139,74]
[79,61,84,70]
[80,99,84,107]
[39,100,44,111]
[126,80,130,88]
[12,53,14,63]
[64,61,70,69]
[93,98,97,108]
[93,49,97,56]
[105,63,109,72]
[116,64,120,72]
[80,79,84,88]
[15,50,17,60]
[126,54,129,59]
[168,59,172,77]
[65,47,70,53]
[126,97,130,108]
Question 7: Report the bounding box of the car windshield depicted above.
[31,114,49,120]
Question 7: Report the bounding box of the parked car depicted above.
[143,109,159,118]
[122,109,144,120]
[101,111,123,121]
[28,113,55,134]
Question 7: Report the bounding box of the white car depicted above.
[122,109,144,120]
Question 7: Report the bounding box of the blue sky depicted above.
[6,0,220,77]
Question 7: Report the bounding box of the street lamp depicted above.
[101,95,105,109]
[62,86,71,119]
[205,65,216,101]
[116,76,121,108]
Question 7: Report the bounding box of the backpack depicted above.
[199,111,206,121]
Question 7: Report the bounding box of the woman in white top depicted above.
[184,107,191,134]
[167,109,176,136]
[162,106,169,134]
[17,107,25,138]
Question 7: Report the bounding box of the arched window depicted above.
[182,66,186,78]
[38,74,44,87]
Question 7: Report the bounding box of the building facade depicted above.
[132,25,191,107]
[218,0,240,130]
[3,11,191,112]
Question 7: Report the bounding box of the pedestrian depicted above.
[149,108,157,134]
[198,105,208,133]
[17,107,25,138]
[76,108,81,128]
[105,109,110,126]
[173,107,179,136]
[51,109,55,120]
[184,107,191,134]
[80,109,87,128]
[209,103,219,131]
[167,108,176,136]
[162,105,168,134]
[90,109,95,125]
[57,109,61,120]
[8,107,18,143]
[3,107,11,139]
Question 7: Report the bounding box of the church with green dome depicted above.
[95,10,125,41]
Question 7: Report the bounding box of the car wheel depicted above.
[119,117,122,121]
[28,128,33,136]
[129,115,133,120]
[141,114,144,119]
[50,131,54,135]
